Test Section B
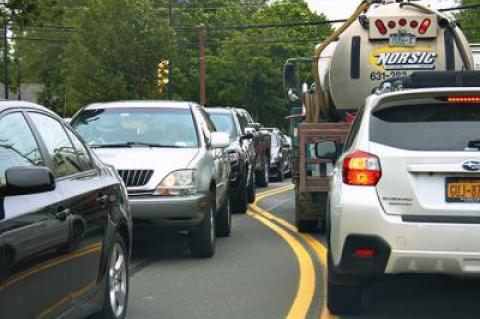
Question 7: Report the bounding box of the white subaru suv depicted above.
[320,72,480,314]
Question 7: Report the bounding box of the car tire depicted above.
[256,161,269,187]
[216,196,232,237]
[277,164,284,182]
[327,255,363,315]
[296,219,318,233]
[232,177,248,214]
[99,233,129,319]
[190,195,216,258]
[247,172,256,203]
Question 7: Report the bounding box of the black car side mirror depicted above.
[3,166,55,196]
[315,141,338,162]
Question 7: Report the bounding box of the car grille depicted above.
[117,170,153,187]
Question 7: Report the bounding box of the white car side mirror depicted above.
[211,132,230,148]
[244,127,256,135]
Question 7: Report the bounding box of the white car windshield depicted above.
[71,108,199,148]
[209,113,238,140]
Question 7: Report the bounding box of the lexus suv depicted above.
[321,72,480,314]
[71,101,231,258]
[0,101,132,319]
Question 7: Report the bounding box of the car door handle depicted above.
[97,194,109,205]
[55,208,71,221]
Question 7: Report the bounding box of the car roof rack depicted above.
[376,71,480,94]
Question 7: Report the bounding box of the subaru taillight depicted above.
[343,151,381,186]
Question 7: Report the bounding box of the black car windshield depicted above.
[209,113,238,140]
[71,108,199,148]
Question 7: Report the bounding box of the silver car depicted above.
[71,101,231,258]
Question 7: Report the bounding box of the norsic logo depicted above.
[370,47,438,71]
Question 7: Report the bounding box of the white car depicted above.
[320,72,480,314]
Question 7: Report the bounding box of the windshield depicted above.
[208,113,238,140]
[71,108,199,148]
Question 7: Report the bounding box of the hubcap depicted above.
[265,162,269,182]
[210,206,215,244]
[109,243,127,318]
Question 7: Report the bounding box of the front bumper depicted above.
[331,185,480,277]
[128,193,208,228]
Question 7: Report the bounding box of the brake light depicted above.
[354,249,375,258]
[447,96,480,103]
[410,20,418,28]
[419,18,432,34]
[343,151,381,186]
[388,20,396,29]
[399,18,407,27]
[375,19,387,35]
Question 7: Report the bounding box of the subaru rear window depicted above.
[370,103,480,151]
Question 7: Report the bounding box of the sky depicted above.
[306,0,459,20]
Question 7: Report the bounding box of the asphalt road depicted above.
[127,181,480,319]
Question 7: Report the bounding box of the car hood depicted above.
[93,147,199,189]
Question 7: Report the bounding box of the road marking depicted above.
[252,185,338,319]
[247,210,315,319]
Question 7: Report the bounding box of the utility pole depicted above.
[198,24,206,106]
[3,18,8,99]
[15,57,20,100]
[167,1,173,100]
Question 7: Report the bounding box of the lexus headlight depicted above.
[153,169,198,196]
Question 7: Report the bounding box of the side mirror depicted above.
[210,132,230,148]
[3,166,55,196]
[315,141,338,161]
[244,127,256,135]
[283,61,297,91]
[241,133,254,140]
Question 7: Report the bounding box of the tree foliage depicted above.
[14,0,330,127]
[457,0,480,42]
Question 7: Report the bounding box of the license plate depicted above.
[389,33,416,47]
[446,178,480,203]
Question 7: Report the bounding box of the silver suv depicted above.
[71,101,231,258]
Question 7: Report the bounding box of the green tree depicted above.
[207,0,331,128]
[64,0,173,112]
[457,0,480,42]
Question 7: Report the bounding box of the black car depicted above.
[206,107,256,213]
[264,128,292,181]
[0,101,132,319]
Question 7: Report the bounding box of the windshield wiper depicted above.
[90,142,183,148]
[89,143,133,148]
[129,142,185,148]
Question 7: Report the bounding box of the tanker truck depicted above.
[284,0,474,232]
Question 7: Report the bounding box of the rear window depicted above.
[370,103,480,151]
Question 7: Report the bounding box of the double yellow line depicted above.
[248,186,337,319]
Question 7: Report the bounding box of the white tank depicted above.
[322,2,474,114]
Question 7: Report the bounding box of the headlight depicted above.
[152,169,198,196]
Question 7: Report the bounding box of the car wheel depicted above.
[216,195,231,237]
[233,175,248,214]
[247,172,256,203]
[256,161,269,187]
[190,195,216,258]
[296,219,318,233]
[327,255,363,315]
[100,234,129,319]
[277,164,284,182]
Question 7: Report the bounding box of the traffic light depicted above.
[157,60,170,94]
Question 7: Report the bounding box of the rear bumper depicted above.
[331,185,480,277]
[129,193,208,228]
